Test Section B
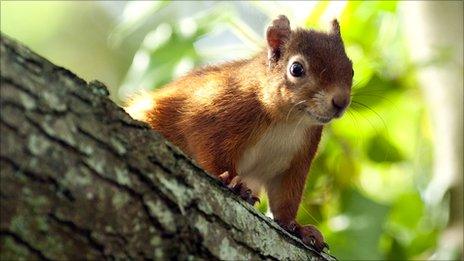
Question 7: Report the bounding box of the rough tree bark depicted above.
[0,34,333,260]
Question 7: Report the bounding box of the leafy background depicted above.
[1,1,462,260]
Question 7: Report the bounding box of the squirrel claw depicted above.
[245,195,260,205]
[218,173,260,206]
[240,188,252,199]
[249,196,260,205]
[276,220,327,252]
[276,220,299,236]
[299,224,327,252]
[228,177,259,206]
[231,182,243,193]
[323,242,330,250]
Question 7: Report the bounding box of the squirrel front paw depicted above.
[219,172,260,205]
[299,224,327,252]
[276,220,327,252]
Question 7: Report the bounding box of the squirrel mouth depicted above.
[304,109,332,124]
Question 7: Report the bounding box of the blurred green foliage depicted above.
[0,1,135,102]
[1,1,456,260]
[300,2,439,259]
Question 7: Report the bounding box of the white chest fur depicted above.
[237,120,310,189]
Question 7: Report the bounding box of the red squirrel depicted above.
[125,15,353,252]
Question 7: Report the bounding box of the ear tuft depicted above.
[331,19,341,37]
[266,15,291,66]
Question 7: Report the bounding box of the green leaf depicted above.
[385,237,408,260]
[326,189,390,260]
[407,230,438,258]
[389,192,424,229]
[366,134,404,163]
[351,74,401,111]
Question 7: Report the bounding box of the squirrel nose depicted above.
[332,95,349,112]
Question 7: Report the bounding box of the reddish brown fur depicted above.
[266,126,322,223]
[145,58,274,177]
[126,16,352,251]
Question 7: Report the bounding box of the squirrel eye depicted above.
[290,62,304,77]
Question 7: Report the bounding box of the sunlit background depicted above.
[1,1,462,260]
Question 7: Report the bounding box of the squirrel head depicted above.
[265,15,353,124]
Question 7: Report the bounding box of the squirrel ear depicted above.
[331,19,341,37]
[266,15,291,66]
